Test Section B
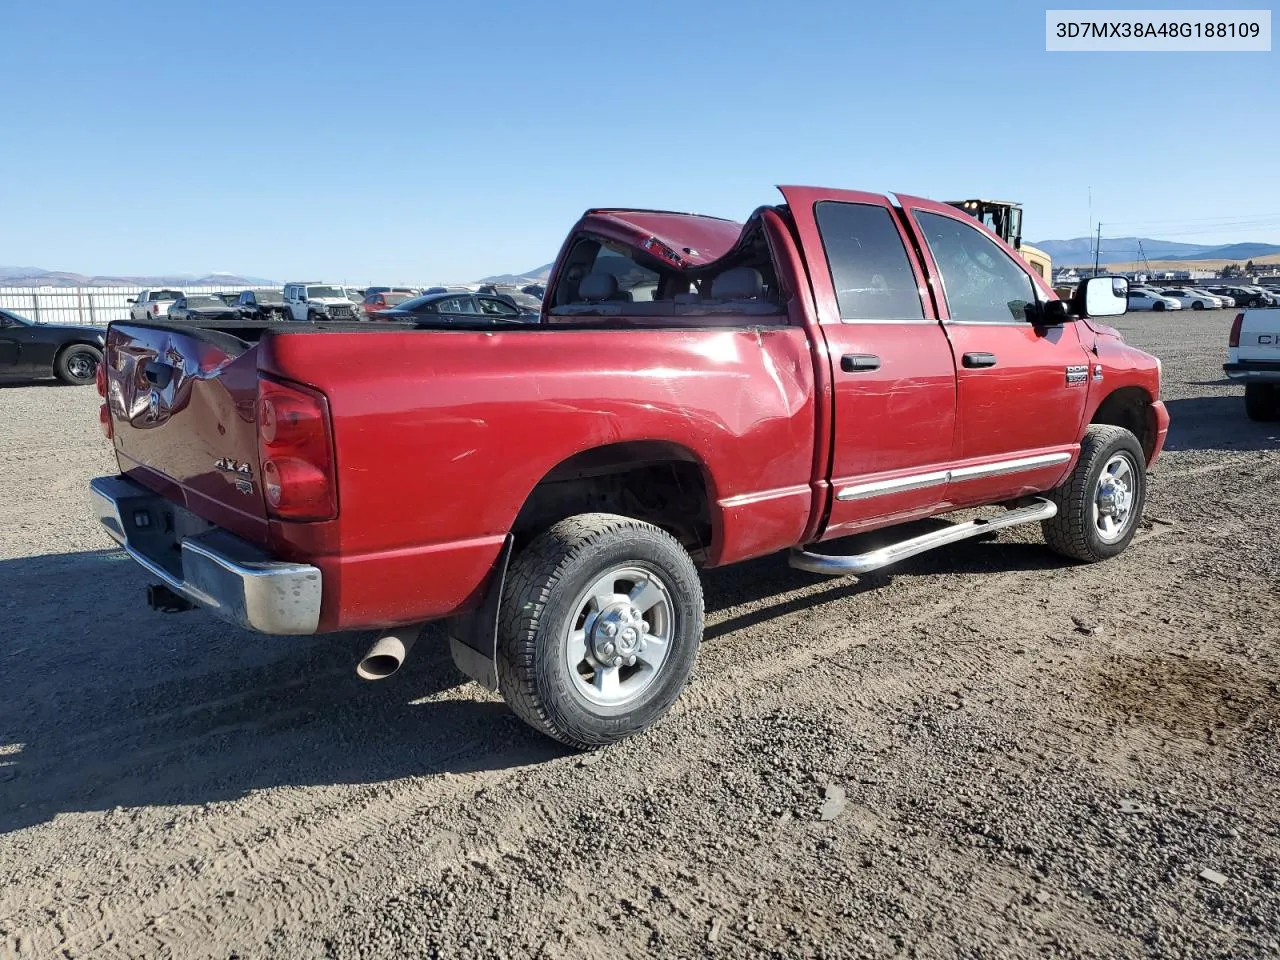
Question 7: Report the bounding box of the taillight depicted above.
[1229,312,1244,348]
[98,403,113,440]
[257,377,337,521]
[95,360,107,397]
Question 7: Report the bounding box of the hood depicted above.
[308,296,353,305]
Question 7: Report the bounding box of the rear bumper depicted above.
[1224,361,1280,382]
[89,475,322,635]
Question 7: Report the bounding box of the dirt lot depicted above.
[1,310,1277,960]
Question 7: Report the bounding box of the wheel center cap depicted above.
[589,603,647,667]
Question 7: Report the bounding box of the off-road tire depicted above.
[1042,424,1146,563]
[496,513,704,749]
[54,344,102,386]
[1245,383,1280,422]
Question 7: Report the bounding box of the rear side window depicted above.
[814,202,924,321]
[914,211,1034,323]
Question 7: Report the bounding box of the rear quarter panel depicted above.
[259,325,817,631]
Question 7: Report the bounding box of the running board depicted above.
[789,499,1058,577]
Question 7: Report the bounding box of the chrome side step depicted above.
[789,499,1058,577]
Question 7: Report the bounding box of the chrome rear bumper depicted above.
[89,475,322,634]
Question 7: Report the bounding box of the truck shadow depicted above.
[1162,395,1280,452]
[0,530,1062,833]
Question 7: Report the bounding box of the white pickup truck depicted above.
[127,289,183,321]
[1226,310,1280,421]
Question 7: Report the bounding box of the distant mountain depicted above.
[0,266,278,288]
[479,262,554,284]
[1034,237,1280,266]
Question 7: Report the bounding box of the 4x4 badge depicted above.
[213,457,253,476]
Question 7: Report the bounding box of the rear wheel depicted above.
[55,344,102,385]
[1245,383,1280,422]
[1042,424,1146,563]
[496,513,704,749]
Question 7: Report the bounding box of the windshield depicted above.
[383,293,411,306]
[306,286,345,299]
[505,293,542,311]
[254,290,283,303]
[186,296,224,308]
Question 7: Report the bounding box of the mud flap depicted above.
[446,535,513,693]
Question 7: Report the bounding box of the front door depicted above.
[0,313,27,372]
[779,187,958,540]
[897,195,1091,507]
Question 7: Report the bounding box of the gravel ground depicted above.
[0,310,1277,960]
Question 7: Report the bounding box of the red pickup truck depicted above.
[90,186,1169,748]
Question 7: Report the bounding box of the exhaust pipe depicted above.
[356,626,423,681]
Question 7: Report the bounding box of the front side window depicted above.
[813,201,925,321]
[478,297,519,317]
[914,211,1034,323]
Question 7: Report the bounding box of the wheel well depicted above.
[513,442,714,564]
[1091,387,1155,460]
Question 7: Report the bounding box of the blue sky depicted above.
[2,0,1276,282]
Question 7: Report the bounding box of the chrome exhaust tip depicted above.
[356,626,422,681]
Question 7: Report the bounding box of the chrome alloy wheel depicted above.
[564,565,674,707]
[1093,453,1137,543]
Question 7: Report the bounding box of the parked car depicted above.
[282,283,361,321]
[211,292,242,306]
[1186,287,1233,307]
[0,308,106,385]
[166,295,242,322]
[521,284,546,300]
[364,286,418,297]
[127,289,183,321]
[236,289,289,321]
[90,186,1167,750]
[1225,309,1280,420]
[373,291,535,324]
[1126,289,1182,312]
[1210,286,1272,308]
[361,291,415,318]
[1160,288,1220,310]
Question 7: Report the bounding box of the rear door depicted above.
[896,194,1090,507]
[779,186,958,540]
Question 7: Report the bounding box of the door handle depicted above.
[962,352,997,369]
[841,354,881,373]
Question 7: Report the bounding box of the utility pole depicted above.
[1093,222,1102,275]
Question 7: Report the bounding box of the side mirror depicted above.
[1074,276,1128,318]
[126,298,136,304]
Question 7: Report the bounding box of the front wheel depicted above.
[496,514,704,749]
[1042,424,1146,563]
[1152,301,1165,312]
[1245,383,1280,422]
[55,344,102,385]
[1192,301,1205,310]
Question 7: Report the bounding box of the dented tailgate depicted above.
[104,323,269,541]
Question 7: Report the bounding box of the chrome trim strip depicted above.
[836,470,949,501]
[948,451,1072,482]
[835,452,1072,502]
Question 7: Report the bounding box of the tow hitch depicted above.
[147,583,196,613]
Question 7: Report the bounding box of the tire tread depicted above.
[1042,424,1144,563]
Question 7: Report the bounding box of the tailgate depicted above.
[1240,312,1280,363]
[105,323,269,536]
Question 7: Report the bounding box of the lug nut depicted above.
[603,623,617,638]
[625,655,637,666]
[603,642,615,656]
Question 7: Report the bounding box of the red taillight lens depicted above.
[98,403,113,440]
[257,377,337,521]
[95,361,107,397]
[1229,312,1244,348]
